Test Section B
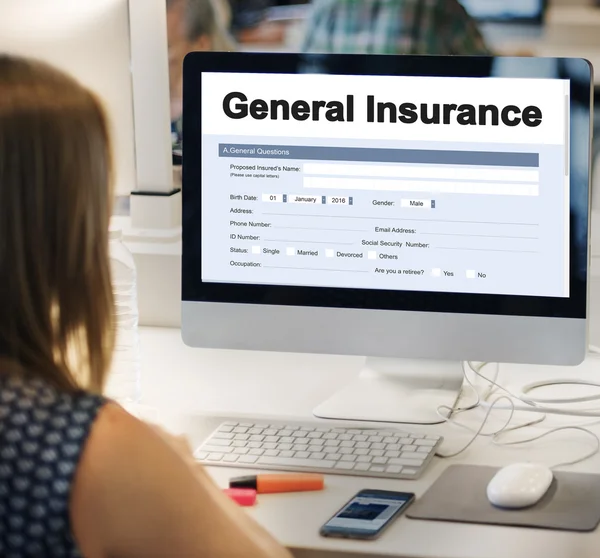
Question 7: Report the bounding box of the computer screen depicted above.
[459,0,546,22]
[201,74,566,298]
[182,53,591,367]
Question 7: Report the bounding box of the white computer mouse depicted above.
[486,463,554,509]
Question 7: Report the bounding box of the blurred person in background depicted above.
[167,0,235,150]
[302,0,491,56]
[228,0,287,45]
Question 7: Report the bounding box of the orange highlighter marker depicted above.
[229,473,325,494]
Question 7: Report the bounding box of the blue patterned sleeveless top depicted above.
[0,374,105,557]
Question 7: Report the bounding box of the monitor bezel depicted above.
[182,52,592,321]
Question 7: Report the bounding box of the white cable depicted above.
[493,426,600,469]
[435,362,600,467]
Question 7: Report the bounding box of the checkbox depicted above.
[431,268,441,277]
[466,270,476,279]
[368,251,377,260]
[325,249,334,258]
[286,247,295,256]
[251,246,260,254]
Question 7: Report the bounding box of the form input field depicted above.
[303,163,539,183]
[303,176,539,196]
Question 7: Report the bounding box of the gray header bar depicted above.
[219,144,539,168]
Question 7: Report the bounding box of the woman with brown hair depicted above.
[0,55,292,558]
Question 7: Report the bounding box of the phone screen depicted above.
[321,490,414,539]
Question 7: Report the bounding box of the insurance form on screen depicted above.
[200,72,570,298]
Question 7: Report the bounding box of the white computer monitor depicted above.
[181,53,593,425]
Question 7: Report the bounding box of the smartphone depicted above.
[319,489,415,540]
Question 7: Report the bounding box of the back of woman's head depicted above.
[0,55,114,393]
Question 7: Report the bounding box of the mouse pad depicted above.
[407,465,600,532]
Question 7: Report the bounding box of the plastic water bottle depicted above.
[105,228,142,404]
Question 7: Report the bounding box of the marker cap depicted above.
[223,488,257,506]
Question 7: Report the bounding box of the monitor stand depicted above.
[313,358,464,425]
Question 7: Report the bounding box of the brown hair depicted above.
[0,55,115,393]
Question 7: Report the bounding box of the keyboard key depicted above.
[415,438,437,447]
[354,449,369,456]
[263,442,277,450]
[264,449,279,457]
[386,444,401,451]
[249,435,265,442]
[233,427,248,434]
[325,440,340,447]
[403,468,419,477]
[238,455,258,464]
[386,465,403,474]
[223,454,239,463]
[308,439,325,446]
[356,456,372,463]
[259,456,336,469]
[352,435,368,442]
[372,457,388,465]
[195,451,208,460]
[347,429,362,435]
[355,463,370,471]
[280,436,294,443]
[279,451,295,458]
[335,462,355,470]
[325,453,341,461]
[207,453,224,461]
[400,438,413,445]
[322,433,338,440]
[294,445,309,452]
[295,451,310,459]
[292,431,307,438]
[369,449,384,457]
[213,433,235,440]
[202,446,233,454]
[234,434,250,441]
[401,452,425,461]
[338,434,352,441]
[233,448,249,455]
[300,426,315,432]
[340,441,355,448]
[218,426,234,433]
[264,435,279,443]
[368,436,383,443]
[383,437,397,444]
[385,451,400,458]
[418,446,430,453]
[316,427,331,433]
[248,442,262,449]
[309,452,326,460]
[248,427,263,435]
[232,441,247,448]
[249,449,264,456]
[278,430,293,437]
[207,438,231,447]
[340,454,356,462]
[307,432,322,439]
[389,458,423,467]
[355,442,370,449]
[263,429,278,436]
[278,443,293,451]
[371,443,385,450]
[403,445,418,453]
[370,466,386,473]
[338,448,354,455]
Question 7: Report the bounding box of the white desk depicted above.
[139,297,600,558]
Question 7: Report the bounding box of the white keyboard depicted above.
[194,420,442,480]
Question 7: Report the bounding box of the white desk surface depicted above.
[138,280,600,558]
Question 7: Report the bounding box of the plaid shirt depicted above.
[302,0,492,56]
